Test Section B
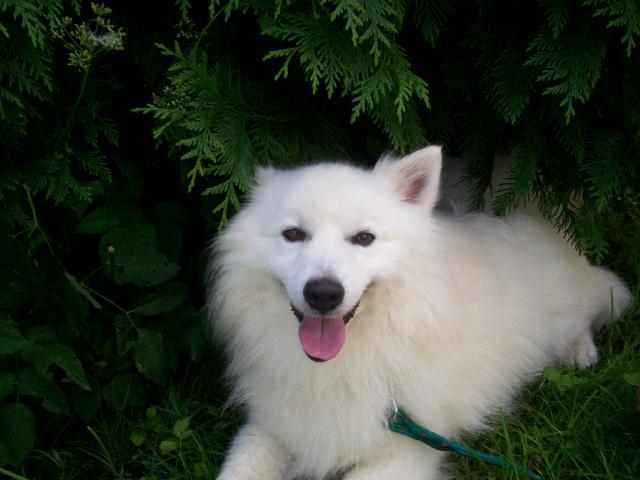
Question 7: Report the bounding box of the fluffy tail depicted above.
[593,268,632,330]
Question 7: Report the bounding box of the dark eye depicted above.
[351,231,375,247]
[282,227,307,242]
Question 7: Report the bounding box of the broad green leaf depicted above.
[76,201,147,234]
[130,431,145,447]
[542,366,562,383]
[103,373,147,410]
[153,202,190,225]
[146,406,157,419]
[0,372,15,401]
[20,343,90,391]
[0,403,36,466]
[114,315,135,356]
[132,328,167,385]
[543,366,586,391]
[76,206,121,234]
[160,439,177,454]
[154,221,184,263]
[623,372,640,386]
[131,281,188,316]
[181,316,206,362]
[27,325,58,344]
[71,384,102,423]
[99,225,180,286]
[0,314,29,354]
[0,279,29,310]
[17,368,69,415]
[173,417,192,439]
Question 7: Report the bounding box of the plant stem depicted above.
[22,183,57,260]
[80,282,130,316]
[66,64,91,132]
[0,466,31,480]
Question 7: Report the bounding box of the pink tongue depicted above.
[298,315,346,361]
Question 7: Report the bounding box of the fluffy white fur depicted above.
[209,146,630,480]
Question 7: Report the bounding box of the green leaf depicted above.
[154,221,184,263]
[114,315,135,356]
[194,461,208,478]
[0,315,29,354]
[0,372,15,401]
[17,368,69,415]
[76,199,146,234]
[71,384,102,423]
[20,343,90,391]
[0,279,29,310]
[623,372,640,386]
[543,366,563,383]
[181,315,206,362]
[153,202,190,225]
[131,281,188,316]
[0,403,36,466]
[76,207,121,234]
[160,439,178,454]
[543,366,586,391]
[99,225,180,286]
[173,417,192,439]
[146,406,157,419]
[132,328,168,385]
[130,431,146,447]
[586,0,640,56]
[103,373,147,410]
[26,325,58,344]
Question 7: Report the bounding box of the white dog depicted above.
[209,146,630,479]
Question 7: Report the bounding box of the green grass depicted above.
[19,305,639,480]
[456,310,640,479]
[23,371,244,480]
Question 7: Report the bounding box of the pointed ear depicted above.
[374,145,442,211]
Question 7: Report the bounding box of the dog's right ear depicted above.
[374,145,442,211]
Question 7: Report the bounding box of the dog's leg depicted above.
[569,331,599,369]
[216,423,291,480]
[344,437,444,480]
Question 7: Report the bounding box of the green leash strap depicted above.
[387,408,543,480]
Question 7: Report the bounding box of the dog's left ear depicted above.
[374,145,442,211]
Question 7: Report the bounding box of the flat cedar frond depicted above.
[261,4,429,151]
[525,20,607,122]
[584,130,626,211]
[483,47,533,125]
[325,0,404,64]
[537,0,574,38]
[586,0,640,56]
[492,127,545,216]
[139,43,348,226]
[550,111,587,162]
[413,0,451,46]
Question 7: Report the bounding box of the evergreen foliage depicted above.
[0,0,638,477]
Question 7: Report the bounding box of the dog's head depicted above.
[219,146,442,362]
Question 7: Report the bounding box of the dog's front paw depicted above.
[215,466,263,480]
[570,333,598,369]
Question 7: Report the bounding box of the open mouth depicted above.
[291,302,360,362]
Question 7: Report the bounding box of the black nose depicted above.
[303,278,345,313]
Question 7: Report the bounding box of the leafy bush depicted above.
[0,0,638,477]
